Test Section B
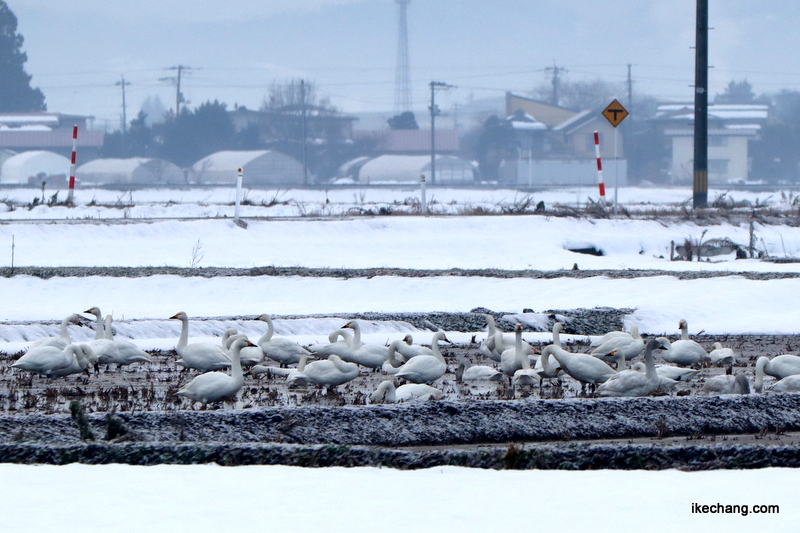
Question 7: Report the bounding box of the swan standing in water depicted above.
[254,314,311,367]
[170,312,231,372]
[701,373,750,395]
[84,307,119,370]
[395,332,450,384]
[341,321,389,370]
[370,380,444,403]
[597,340,668,397]
[478,315,511,362]
[12,344,85,377]
[176,338,253,405]
[543,344,617,395]
[226,334,266,367]
[28,314,86,350]
[753,354,800,392]
[287,353,359,390]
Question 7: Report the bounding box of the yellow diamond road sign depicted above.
[602,99,629,128]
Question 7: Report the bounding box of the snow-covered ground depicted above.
[3,185,799,531]
[0,464,795,533]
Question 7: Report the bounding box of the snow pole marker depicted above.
[67,125,78,204]
[593,131,606,205]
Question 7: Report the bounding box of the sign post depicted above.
[601,99,629,214]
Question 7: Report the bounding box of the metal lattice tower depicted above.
[394,0,412,113]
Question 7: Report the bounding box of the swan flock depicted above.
[7,313,789,407]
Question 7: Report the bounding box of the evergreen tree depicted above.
[0,1,45,111]
[387,111,419,130]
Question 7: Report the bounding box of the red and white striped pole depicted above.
[593,131,606,205]
[66,125,78,204]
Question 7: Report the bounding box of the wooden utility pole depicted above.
[693,0,709,208]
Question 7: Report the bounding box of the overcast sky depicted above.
[9,0,800,129]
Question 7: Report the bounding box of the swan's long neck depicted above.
[59,316,72,342]
[378,381,396,402]
[387,341,402,367]
[755,356,767,392]
[486,315,496,336]
[92,310,104,341]
[515,329,530,370]
[643,342,657,380]
[349,323,363,349]
[540,345,555,374]
[680,322,689,341]
[616,350,627,372]
[552,323,562,347]
[258,316,275,344]
[430,334,446,364]
[177,316,189,350]
[297,354,307,373]
[104,315,113,340]
[229,341,245,385]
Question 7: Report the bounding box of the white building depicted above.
[0,150,70,184]
[346,155,475,184]
[656,104,767,184]
[191,150,303,186]
[76,158,184,185]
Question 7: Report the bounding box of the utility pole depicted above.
[693,0,709,208]
[544,63,567,106]
[301,79,308,185]
[429,81,454,185]
[115,75,131,136]
[161,65,192,115]
[626,64,634,174]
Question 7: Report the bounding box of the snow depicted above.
[2,185,799,529]
[0,464,796,532]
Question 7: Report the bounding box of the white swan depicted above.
[631,362,679,391]
[701,373,750,395]
[597,339,667,397]
[543,344,617,395]
[658,336,707,367]
[767,375,800,393]
[248,364,295,378]
[227,333,265,367]
[287,353,359,390]
[461,364,503,382]
[341,321,389,370]
[102,314,152,369]
[83,307,119,370]
[176,337,252,404]
[591,325,639,347]
[591,325,644,361]
[512,339,541,389]
[12,344,84,377]
[381,340,406,375]
[28,314,86,349]
[500,324,537,379]
[708,342,736,366]
[254,314,311,367]
[478,314,507,362]
[754,354,800,392]
[50,344,94,378]
[170,311,231,372]
[395,331,449,384]
[396,334,433,359]
[370,380,444,403]
[307,328,353,358]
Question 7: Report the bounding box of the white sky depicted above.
[7,1,800,128]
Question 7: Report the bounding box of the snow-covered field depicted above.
[3,185,799,532]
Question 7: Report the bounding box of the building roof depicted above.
[0,129,104,149]
[656,103,769,122]
[192,150,276,172]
